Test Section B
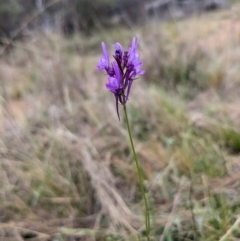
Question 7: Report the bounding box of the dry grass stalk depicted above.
[54,128,142,234]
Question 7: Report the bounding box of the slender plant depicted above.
[97,37,150,240]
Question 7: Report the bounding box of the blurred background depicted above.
[1,0,240,240]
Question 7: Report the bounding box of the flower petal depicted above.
[97,57,108,70]
[114,42,123,53]
[112,62,122,84]
[101,42,109,66]
[106,76,119,92]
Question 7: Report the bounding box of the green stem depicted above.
[123,106,150,241]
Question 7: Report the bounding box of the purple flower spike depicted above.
[97,37,144,120]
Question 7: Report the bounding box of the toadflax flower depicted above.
[97,37,144,120]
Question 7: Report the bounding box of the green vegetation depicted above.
[1,4,240,241]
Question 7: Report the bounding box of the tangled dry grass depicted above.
[1,4,240,241]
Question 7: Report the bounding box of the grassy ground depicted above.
[1,4,240,241]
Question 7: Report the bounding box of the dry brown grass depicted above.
[1,4,240,241]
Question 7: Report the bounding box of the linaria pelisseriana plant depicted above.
[97,37,150,241]
[97,37,145,120]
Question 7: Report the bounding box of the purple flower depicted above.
[128,37,138,65]
[97,42,109,71]
[97,37,144,120]
[105,62,122,92]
